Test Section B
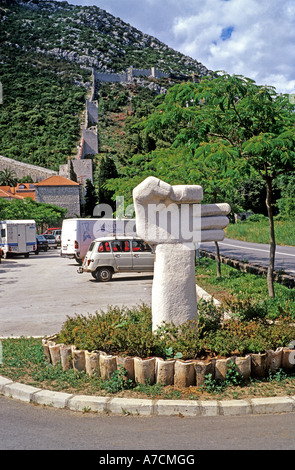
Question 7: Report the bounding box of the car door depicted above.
[111,239,133,271]
[131,240,154,271]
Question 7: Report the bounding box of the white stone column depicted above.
[152,243,197,330]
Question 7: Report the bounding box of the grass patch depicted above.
[226,216,295,246]
[195,257,295,320]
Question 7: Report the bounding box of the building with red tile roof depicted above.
[34,175,81,216]
[34,175,80,187]
[0,176,81,216]
[0,187,24,201]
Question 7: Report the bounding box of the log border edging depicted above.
[42,336,295,388]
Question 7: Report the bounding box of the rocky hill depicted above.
[1,0,211,76]
[0,0,213,171]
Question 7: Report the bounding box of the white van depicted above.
[61,218,136,264]
[0,220,37,258]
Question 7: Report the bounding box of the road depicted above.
[0,250,153,337]
[1,395,295,450]
[200,238,295,275]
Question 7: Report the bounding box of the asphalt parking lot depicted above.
[0,250,153,337]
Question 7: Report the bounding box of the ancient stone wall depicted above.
[0,155,57,183]
[94,67,169,84]
[76,68,98,171]
[59,159,93,186]
[86,99,98,127]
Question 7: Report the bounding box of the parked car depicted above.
[35,235,49,254]
[43,233,58,249]
[78,236,154,282]
[44,227,62,246]
[54,229,62,246]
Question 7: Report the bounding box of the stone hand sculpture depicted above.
[133,176,231,330]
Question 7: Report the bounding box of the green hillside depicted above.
[0,0,211,171]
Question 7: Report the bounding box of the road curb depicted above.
[1,375,295,416]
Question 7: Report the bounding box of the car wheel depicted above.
[94,267,113,282]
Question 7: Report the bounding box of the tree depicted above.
[0,168,18,186]
[84,179,98,216]
[0,198,67,233]
[19,175,34,184]
[69,160,78,182]
[277,174,295,217]
[142,74,295,297]
[97,156,118,211]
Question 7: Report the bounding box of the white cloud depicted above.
[57,0,295,93]
[170,0,295,92]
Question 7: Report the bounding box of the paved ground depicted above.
[201,238,295,275]
[1,238,294,337]
[1,394,295,450]
[0,250,153,337]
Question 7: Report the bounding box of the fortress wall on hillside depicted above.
[85,99,99,127]
[94,67,169,84]
[95,72,128,83]
[0,155,57,182]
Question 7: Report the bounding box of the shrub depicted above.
[204,316,295,356]
[57,305,157,357]
[56,304,295,360]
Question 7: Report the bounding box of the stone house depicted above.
[34,175,81,217]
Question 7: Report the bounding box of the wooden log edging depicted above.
[42,336,295,388]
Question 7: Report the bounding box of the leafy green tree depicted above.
[97,156,118,211]
[84,179,98,216]
[0,198,67,233]
[19,175,34,184]
[141,74,295,297]
[277,174,295,218]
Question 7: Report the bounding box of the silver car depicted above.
[78,236,154,281]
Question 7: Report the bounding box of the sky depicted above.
[55,0,295,94]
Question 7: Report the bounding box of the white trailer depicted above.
[61,218,136,263]
[0,220,37,258]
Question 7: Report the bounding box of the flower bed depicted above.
[42,304,295,388]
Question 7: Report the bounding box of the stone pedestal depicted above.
[152,243,197,331]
